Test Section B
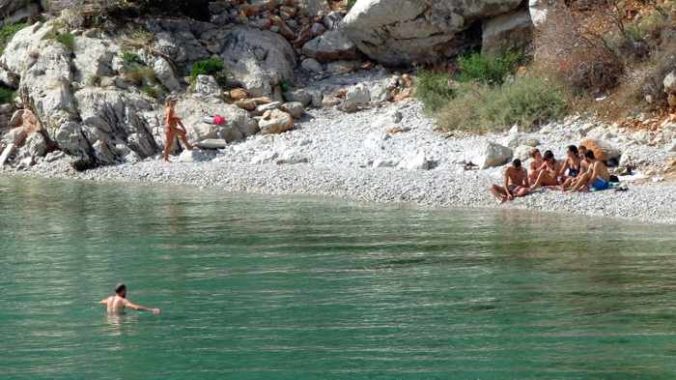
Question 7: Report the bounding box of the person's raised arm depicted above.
[123,299,160,315]
[99,297,109,305]
[558,159,569,177]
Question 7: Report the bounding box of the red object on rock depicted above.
[213,115,226,125]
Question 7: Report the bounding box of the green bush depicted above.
[142,85,161,99]
[437,76,567,133]
[0,22,26,54]
[0,87,15,104]
[190,58,226,83]
[55,32,76,51]
[121,51,143,65]
[347,0,357,9]
[415,70,454,112]
[456,51,523,85]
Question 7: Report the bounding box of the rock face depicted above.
[481,9,533,56]
[220,26,296,97]
[0,0,39,24]
[176,96,258,143]
[343,0,522,65]
[302,30,359,62]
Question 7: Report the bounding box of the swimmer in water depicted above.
[99,283,160,315]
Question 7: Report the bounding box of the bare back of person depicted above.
[103,295,129,314]
[99,284,160,315]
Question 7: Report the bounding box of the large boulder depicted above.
[175,96,258,143]
[72,36,116,82]
[580,138,621,163]
[153,57,181,92]
[466,141,513,169]
[302,29,360,62]
[481,9,533,56]
[0,0,39,24]
[664,71,676,94]
[343,0,522,65]
[219,26,296,97]
[74,88,159,161]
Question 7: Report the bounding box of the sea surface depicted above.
[0,176,674,379]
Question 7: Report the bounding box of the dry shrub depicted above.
[534,3,624,94]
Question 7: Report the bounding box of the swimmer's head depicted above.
[115,283,127,298]
[512,159,522,168]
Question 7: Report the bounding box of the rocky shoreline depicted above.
[8,99,676,225]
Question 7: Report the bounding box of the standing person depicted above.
[490,159,530,203]
[99,283,160,315]
[528,148,544,184]
[530,150,561,190]
[570,151,611,192]
[163,97,194,162]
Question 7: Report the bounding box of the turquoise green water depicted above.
[0,177,674,379]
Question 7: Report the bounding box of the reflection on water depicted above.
[0,176,674,379]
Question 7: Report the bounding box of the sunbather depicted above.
[528,148,544,184]
[530,150,560,190]
[559,145,582,191]
[569,151,611,192]
[490,159,530,204]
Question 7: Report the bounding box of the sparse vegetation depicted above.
[0,22,26,54]
[142,85,161,99]
[121,51,143,65]
[87,75,102,87]
[123,65,156,86]
[436,76,567,133]
[0,87,15,104]
[347,0,357,10]
[55,32,76,51]
[456,51,524,85]
[190,58,227,85]
[414,71,454,112]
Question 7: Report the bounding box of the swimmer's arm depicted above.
[99,297,109,305]
[124,299,160,314]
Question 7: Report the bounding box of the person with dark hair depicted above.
[99,284,160,315]
[578,145,590,173]
[528,148,544,184]
[559,145,582,191]
[530,150,561,191]
[569,150,611,192]
[490,159,530,203]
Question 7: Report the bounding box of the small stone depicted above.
[301,58,323,73]
[280,102,305,118]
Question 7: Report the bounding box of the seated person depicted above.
[530,150,561,190]
[578,145,590,173]
[490,159,530,203]
[559,145,582,191]
[569,150,611,192]
[528,148,543,184]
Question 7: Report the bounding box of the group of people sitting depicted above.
[490,145,612,203]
